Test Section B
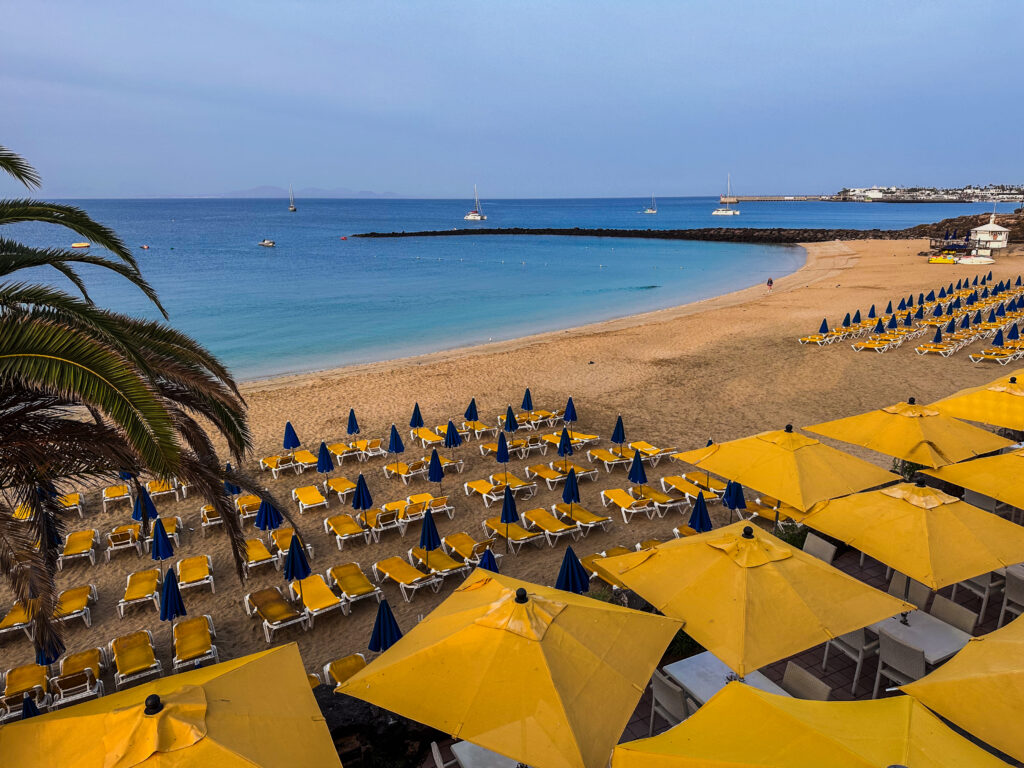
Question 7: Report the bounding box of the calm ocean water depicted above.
[8,197,998,379]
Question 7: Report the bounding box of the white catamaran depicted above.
[712,173,740,216]
[642,195,657,214]
[464,185,487,221]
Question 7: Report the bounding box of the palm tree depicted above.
[0,145,286,659]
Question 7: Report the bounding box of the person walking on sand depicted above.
[766,277,774,294]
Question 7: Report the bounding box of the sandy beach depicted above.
[6,236,1023,684]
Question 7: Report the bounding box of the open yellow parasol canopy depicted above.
[903,614,1024,763]
[611,681,1008,768]
[594,522,911,677]
[0,644,341,767]
[672,427,898,512]
[802,482,1024,590]
[930,371,1024,431]
[805,400,1012,468]
[923,448,1024,511]
[337,569,682,768]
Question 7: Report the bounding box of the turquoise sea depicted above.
[8,197,998,379]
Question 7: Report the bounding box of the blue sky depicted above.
[3,1,1021,198]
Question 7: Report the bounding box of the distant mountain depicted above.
[216,185,402,199]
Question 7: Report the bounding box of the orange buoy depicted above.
[340,236,347,240]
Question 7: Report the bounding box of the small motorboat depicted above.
[258,239,276,247]
[140,245,150,250]
[71,242,90,249]
[340,236,347,240]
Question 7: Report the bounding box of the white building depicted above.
[970,215,1010,257]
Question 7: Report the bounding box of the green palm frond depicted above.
[0,145,41,189]
[0,199,134,268]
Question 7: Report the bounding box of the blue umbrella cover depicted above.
[132,488,158,523]
[283,533,312,582]
[500,486,518,553]
[410,402,424,429]
[611,415,626,446]
[283,421,301,451]
[478,548,500,573]
[562,468,580,519]
[160,569,187,622]
[555,547,590,594]
[444,419,463,449]
[564,396,578,424]
[627,450,647,485]
[557,427,574,458]
[316,442,334,474]
[428,449,445,484]
[347,409,360,437]
[464,398,479,422]
[150,518,175,562]
[21,693,41,719]
[688,491,713,533]
[224,462,241,496]
[522,387,534,412]
[503,406,519,433]
[387,424,405,456]
[352,474,374,511]
[369,599,403,653]
[255,499,283,532]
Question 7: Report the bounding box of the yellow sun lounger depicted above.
[542,430,599,447]
[358,508,403,541]
[117,569,160,618]
[660,475,705,502]
[0,603,32,640]
[442,532,500,564]
[51,649,105,708]
[411,427,444,448]
[260,453,298,478]
[324,476,357,502]
[464,479,510,507]
[105,524,142,561]
[373,556,442,602]
[327,563,384,606]
[525,464,568,490]
[601,488,659,523]
[1,664,50,720]
[851,337,894,353]
[627,441,676,467]
[271,528,313,563]
[59,492,84,517]
[680,472,728,497]
[587,447,631,472]
[550,459,599,482]
[245,586,309,643]
[434,454,465,473]
[479,440,527,459]
[463,420,498,439]
[173,614,218,671]
[384,460,428,484]
[970,348,1021,365]
[522,508,582,546]
[147,515,182,548]
[289,575,348,625]
[57,529,99,570]
[551,503,613,534]
[436,423,471,442]
[323,653,367,691]
[581,546,632,590]
[915,341,959,357]
[630,484,689,515]
[324,514,370,550]
[293,484,328,514]
[406,494,455,519]
[328,441,358,464]
[145,477,180,502]
[110,629,162,689]
[101,483,132,512]
[236,494,262,521]
[177,555,215,593]
[352,438,386,460]
[200,504,222,535]
[486,473,538,499]
[53,584,97,628]
[293,449,319,472]
[483,517,545,554]
[408,547,472,579]
[243,538,276,576]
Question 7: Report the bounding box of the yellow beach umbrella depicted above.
[930,372,1024,431]
[337,569,681,768]
[611,681,1007,768]
[0,644,341,767]
[903,614,1024,763]
[923,448,1024,511]
[802,482,1024,590]
[805,398,1013,468]
[672,426,898,512]
[593,522,911,677]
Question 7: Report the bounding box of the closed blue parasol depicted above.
[817,318,829,334]
[897,299,906,312]
[611,415,626,446]
[21,694,41,720]
[255,499,283,534]
[914,305,924,320]
[868,305,876,319]
[410,403,424,429]
[842,312,852,328]
[503,406,519,434]
[997,303,1007,317]
[283,421,300,450]
[150,518,174,562]
[557,427,574,458]
[885,300,893,314]
[428,448,445,489]
[931,327,943,344]
[872,318,885,334]
[160,569,187,622]
[522,388,534,412]
[688,491,713,533]
[283,533,312,582]
[388,424,405,457]
[903,313,913,328]
[938,287,946,299]
[478,549,500,573]
[944,318,956,334]
[500,486,518,553]
[960,314,971,330]
[224,462,241,496]
[555,547,590,594]
[347,409,360,437]
[418,510,442,570]
[627,450,647,485]
[886,314,898,330]
[1009,324,1020,342]
[564,396,578,424]
[118,470,134,481]
[852,309,862,324]
[132,488,158,523]
[316,442,333,475]
[992,329,1005,348]
[352,474,373,512]
[926,290,936,302]
[369,599,403,653]
[562,468,580,520]
[444,419,463,450]
[932,303,943,318]
[465,398,479,422]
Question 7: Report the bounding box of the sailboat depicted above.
[464,185,487,221]
[642,195,657,215]
[712,173,740,216]
[288,185,297,212]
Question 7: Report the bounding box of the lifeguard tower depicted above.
[970,215,1010,257]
